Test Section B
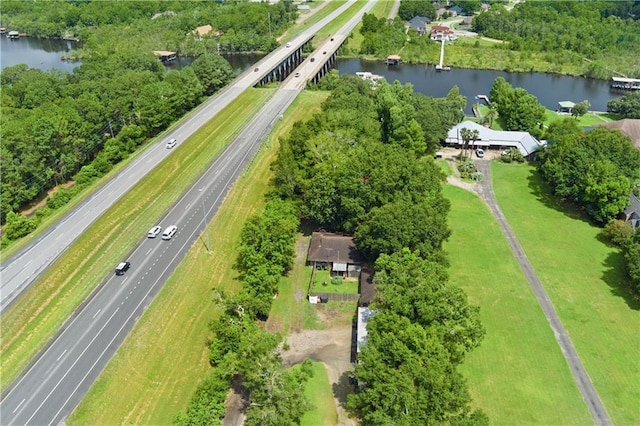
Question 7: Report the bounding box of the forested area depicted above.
[177,76,485,424]
[472,1,640,78]
[347,249,487,425]
[607,92,640,119]
[356,0,640,78]
[0,0,296,242]
[539,119,640,225]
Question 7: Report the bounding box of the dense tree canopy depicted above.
[398,0,436,21]
[472,1,640,78]
[539,124,640,223]
[272,76,456,261]
[0,0,296,228]
[347,250,486,425]
[607,92,640,119]
[489,77,545,137]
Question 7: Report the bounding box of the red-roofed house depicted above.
[431,25,456,41]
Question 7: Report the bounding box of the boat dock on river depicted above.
[611,77,640,91]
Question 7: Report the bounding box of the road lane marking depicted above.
[92,309,101,319]
[56,350,67,362]
[145,248,152,256]
[23,307,121,425]
[13,398,26,414]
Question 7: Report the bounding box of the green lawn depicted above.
[311,268,359,294]
[491,163,640,425]
[68,91,330,425]
[444,185,593,425]
[299,361,339,426]
[0,88,274,392]
[268,235,314,334]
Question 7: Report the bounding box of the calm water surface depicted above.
[0,37,80,73]
[1,38,621,113]
[336,58,620,113]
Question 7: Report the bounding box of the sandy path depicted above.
[282,325,356,426]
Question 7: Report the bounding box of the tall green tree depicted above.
[607,92,640,119]
[571,100,590,119]
[348,249,486,425]
[539,127,640,223]
[191,54,235,96]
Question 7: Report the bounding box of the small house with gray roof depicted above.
[409,16,431,36]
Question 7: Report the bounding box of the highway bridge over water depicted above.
[0,1,376,424]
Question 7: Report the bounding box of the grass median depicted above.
[444,184,593,424]
[68,91,329,425]
[0,88,274,392]
[491,162,640,425]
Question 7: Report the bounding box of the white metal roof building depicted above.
[356,307,377,354]
[445,120,545,156]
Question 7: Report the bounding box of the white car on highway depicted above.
[147,225,162,238]
[162,225,178,240]
[166,139,177,149]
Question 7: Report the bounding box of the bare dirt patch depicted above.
[281,324,356,426]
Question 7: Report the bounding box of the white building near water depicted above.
[445,120,545,157]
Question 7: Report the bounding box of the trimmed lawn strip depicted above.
[0,88,274,392]
[444,185,593,425]
[68,91,330,425]
[491,163,640,425]
[268,235,313,335]
[299,361,338,426]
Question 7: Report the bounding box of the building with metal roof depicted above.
[445,120,545,157]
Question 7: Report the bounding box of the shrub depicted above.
[46,188,72,209]
[4,211,37,241]
[457,157,477,179]
[75,164,100,186]
[602,220,634,248]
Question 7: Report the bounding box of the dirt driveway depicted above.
[282,323,356,426]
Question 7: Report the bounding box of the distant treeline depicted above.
[472,1,640,78]
[0,0,296,233]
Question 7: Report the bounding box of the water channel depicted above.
[1,36,622,113]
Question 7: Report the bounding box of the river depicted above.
[1,37,621,113]
[335,58,620,114]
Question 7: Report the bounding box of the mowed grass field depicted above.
[300,361,339,426]
[0,88,274,392]
[68,91,329,425]
[491,163,640,425]
[444,185,593,425]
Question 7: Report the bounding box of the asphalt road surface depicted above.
[0,0,362,313]
[0,88,299,425]
[1,2,378,423]
[474,161,612,426]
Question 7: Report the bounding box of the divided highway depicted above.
[0,1,376,423]
[0,0,360,314]
[0,89,299,425]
